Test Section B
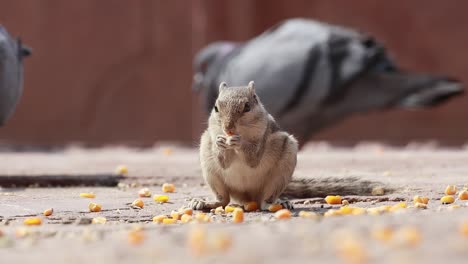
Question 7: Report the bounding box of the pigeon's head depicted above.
[192,42,237,92]
[211,81,266,137]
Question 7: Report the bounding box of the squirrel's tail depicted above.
[282,176,393,199]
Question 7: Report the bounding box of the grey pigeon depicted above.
[0,25,31,126]
[192,18,464,147]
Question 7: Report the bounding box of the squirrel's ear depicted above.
[248,81,255,92]
[219,82,228,92]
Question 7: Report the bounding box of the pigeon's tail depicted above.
[281,176,394,199]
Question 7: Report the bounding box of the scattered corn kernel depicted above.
[371,187,385,196]
[232,208,244,223]
[132,199,144,208]
[128,230,144,245]
[441,195,455,204]
[413,195,429,205]
[163,218,177,224]
[114,165,128,176]
[138,188,151,198]
[351,207,367,215]
[152,215,167,223]
[325,195,342,205]
[195,213,211,223]
[460,221,468,237]
[79,193,96,198]
[458,190,468,200]
[338,206,355,215]
[23,217,42,226]
[244,201,258,212]
[342,200,349,206]
[214,206,224,215]
[162,183,176,193]
[371,226,394,242]
[445,185,457,195]
[396,227,421,247]
[298,211,318,219]
[92,217,107,224]
[275,209,292,220]
[324,209,341,217]
[389,202,407,212]
[153,195,169,203]
[336,236,368,264]
[171,211,181,220]
[188,226,207,256]
[414,202,427,209]
[225,205,238,213]
[88,202,102,212]
[179,207,193,216]
[43,208,53,216]
[268,204,283,212]
[181,214,193,223]
[211,231,232,252]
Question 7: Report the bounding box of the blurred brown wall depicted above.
[0,0,467,146]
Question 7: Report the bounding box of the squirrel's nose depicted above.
[224,129,235,136]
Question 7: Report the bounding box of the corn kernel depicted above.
[178,207,193,216]
[132,199,144,208]
[92,217,107,224]
[371,227,394,242]
[225,205,239,213]
[413,195,429,205]
[188,226,207,256]
[449,204,461,210]
[152,215,167,223]
[458,190,468,200]
[162,183,176,193]
[138,188,151,198]
[460,221,468,237]
[268,204,283,212]
[336,236,368,264]
[351,207,367,215]
[274,209,291,220]
[163,218,177,224]
[298,211,318,219]
[114,165,128,176]
[342,200,349,206]
[214,206,224,215]
[232,208,244,223]
[244,201,258,212]
[171,211,181,220]
[325,195,342,205]
[324,209,341,217]
[80,193,96,198]
[389,202,407,212]
[211,231,232,252]
[153,195,169,203]
[23,217,42,226]
[338,206,354,215]
[441,195,455,204]
[181,214,192,223]
[195,212,211,223]
[396,227,421,247]
[88,202,102,212]
[445,185,457,195]
[414,203,427,209]
[43,208,53,216]
[128,230,144,245]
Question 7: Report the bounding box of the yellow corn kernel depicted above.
[367,208,382,216]
[414,202,427,209]
[324,209,341,217]
[138,188,151,198]
[132,199,144,208]
[338,206,354,215]
[458,190,468,200]
[336,237,368,264]
[445,185,457,195]
[195,212,211,223]
[441,195,455,204]
[188,226,207,256]
[79,192,96,199]
[211,231,232,252]
[23,217,42,226]
[153,195,169,203]
[298,211,318,219]
[232,208,244,223]
[92,217,107,224]
[114,165,128,176]
[181,214,193,223]
[413,195,429,205]
[128,230,144,245]
[43,208,53,217]
[325,195,342,205]
[351,207,367,215]
[152,215,167,223]
[244,201,258,212]
[214,206,224,215]
[389,202,407,212]
[88,202,102,212]
[396,227,421,247]
[341,200,350,206]
[460,221,468,237]
[371,226,394,242]
[162,183,176,193]
[268,204,283,212]
[179,207,193,216]
[275,209,292,219]
[449,204,461,210]
[171,211,181,220]
[163,218,177,224]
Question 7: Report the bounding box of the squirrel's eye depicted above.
[214,105,219,112]
[243,102,251,113]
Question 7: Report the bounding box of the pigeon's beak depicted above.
[192,72,204,92]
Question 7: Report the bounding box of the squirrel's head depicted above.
[212,81,265,136]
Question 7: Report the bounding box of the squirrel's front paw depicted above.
[188,198,207,210]
[227,135,241,148]
[216,135,228,149]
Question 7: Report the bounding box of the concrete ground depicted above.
[1,143,468,263]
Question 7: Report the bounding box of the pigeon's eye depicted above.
[243,102,251,113]
[214,105,219,112]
